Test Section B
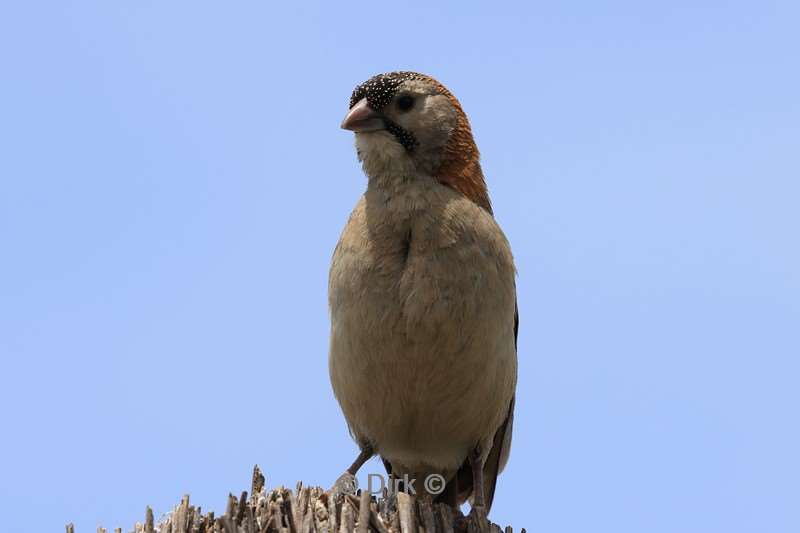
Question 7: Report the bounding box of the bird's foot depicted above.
[329,471,359,500]
[466,505,490,533]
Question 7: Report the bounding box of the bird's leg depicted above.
[347,445,375,475]
[467,446,489,532]
[331,445,375,496]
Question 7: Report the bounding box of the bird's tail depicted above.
[436,396,515,514]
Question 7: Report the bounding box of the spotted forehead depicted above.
[348,71,427,110]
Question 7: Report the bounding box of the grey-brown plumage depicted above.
[330,72,517,519]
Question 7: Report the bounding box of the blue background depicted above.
[1,2,798,532]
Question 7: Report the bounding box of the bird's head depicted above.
[341,71,491,213]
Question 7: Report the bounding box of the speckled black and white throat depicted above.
[349,72,423,152]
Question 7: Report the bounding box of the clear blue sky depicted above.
[1,2,798,532]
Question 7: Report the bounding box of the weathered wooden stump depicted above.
[66,466,523,533]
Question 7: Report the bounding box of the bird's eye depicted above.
[396,95,415,111]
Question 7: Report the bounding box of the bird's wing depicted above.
[448,301,518,513]
[480,301,518,510]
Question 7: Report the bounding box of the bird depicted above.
[328,71,518,523]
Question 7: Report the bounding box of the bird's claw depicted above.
[329,471,359,499]
[466,505,490,533]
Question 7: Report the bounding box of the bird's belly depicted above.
[329,249,516,473]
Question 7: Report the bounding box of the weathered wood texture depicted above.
[66,466,523,533]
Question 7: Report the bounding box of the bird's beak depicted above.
[341,98,384,132]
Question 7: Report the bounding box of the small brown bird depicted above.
[329,72,517,521]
